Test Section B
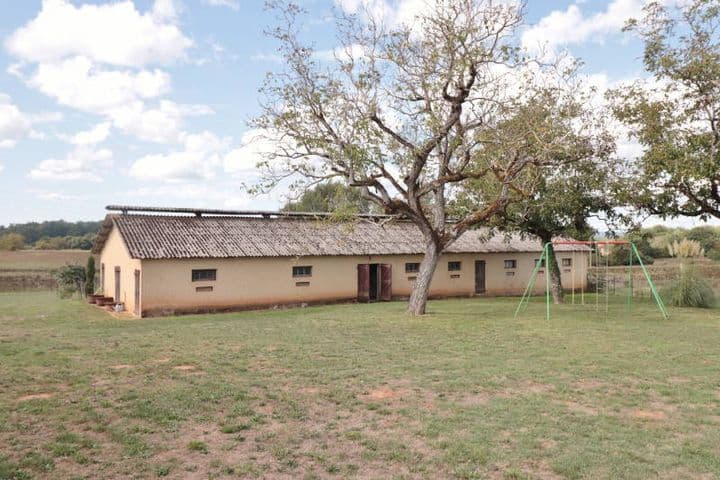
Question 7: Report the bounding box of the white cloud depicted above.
[250,52,282,63]
[108,100,214,144]
[223,129,275,176]
[26,56,170,113]
[129,130,229,181]
[5,0,211,148]
[0,93,32,148]
[202,0,240,11]
[5,0,191,68]
[522,0,644,53]
[29,146,113,181]
[69,122,111,145]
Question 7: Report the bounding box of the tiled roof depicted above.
[93,214,589,259]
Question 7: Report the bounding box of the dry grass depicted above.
[1,291,720,479]
[0,249,92,271]
[0,250,94,292]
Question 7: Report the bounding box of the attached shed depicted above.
[92,206,590,317]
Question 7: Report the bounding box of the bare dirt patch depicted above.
[626,409,667,421]
[173,365,196,371]
[298,387,320,395]
[17,392,54,401]
[364,387,400,400]
[667,376,691,384]
[109,364,133,370]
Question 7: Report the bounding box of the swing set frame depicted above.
[514,240,669,320]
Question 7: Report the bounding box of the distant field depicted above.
[1,292,719,479]
[0,250,94,291]
[0,249,92,271]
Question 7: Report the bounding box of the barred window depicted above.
[504,259,517,269]
[292,266,312,277]
[562,258,572,267]
[405,263,420,273]
[191,269,216,282]
[448,261,461,271]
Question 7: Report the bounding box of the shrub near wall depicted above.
[661,264,716,308]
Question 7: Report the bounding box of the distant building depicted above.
[92,206,590,317]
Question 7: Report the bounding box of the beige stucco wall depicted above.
[99,226,141,314]
[138,250,589,316]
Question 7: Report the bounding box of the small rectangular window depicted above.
[450,274,461,279]
[506,271,515,276]
[504,260,517,269]
[295,281,310,287]
[448,261,461,271]
[562,258,572,267]
[405,262,420,273]
[195,286,213,292]
[292,266,312,277]
[192,269,216,282]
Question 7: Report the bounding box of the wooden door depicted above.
[134,269,141,317]
[357,264,370,302]
[114,267,120,301]
[474,261,486,294]
[380,264,392,301]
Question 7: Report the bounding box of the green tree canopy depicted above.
[282,181,377,214]
[610,0,720,219]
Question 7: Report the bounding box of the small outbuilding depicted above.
[92,206,590,317]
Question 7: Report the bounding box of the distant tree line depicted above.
[0,220,101,250]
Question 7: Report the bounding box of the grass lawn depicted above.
[1,292,719,479]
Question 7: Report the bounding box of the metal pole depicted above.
[514,246,546,319]
[571,250,575,305]
[631,243,669,319]
[627,244,633,311]
[546,243,551,321]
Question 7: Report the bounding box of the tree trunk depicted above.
[407,239,441,315]
[544,240,565,305]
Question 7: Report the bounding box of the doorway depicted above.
[357,263,392,302]
[114,266,121,301]
[134,269,140,317]
[475,260,486,294]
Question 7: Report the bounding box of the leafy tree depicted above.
[254,0,599,314]
[610,0,720,219]
[606,230,658,266]
[456,96,617,304]
[0,220,101,245]
[85,256,96,295]
[34,234,95,250]
[283,181,377,214]
[0,233,25,251]
[686,226,720,259]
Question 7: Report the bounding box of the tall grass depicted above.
[661,263,716,308]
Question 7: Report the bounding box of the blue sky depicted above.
[0,0,684,225]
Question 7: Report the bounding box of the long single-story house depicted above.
[92,206,590,317]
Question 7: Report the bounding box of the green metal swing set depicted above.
[514,240,669,320]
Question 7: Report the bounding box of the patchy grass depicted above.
[1,291,719,479]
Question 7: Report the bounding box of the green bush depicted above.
[661,264,716,308]
[53,265,86,298]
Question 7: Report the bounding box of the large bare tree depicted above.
[252,0,595,314]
